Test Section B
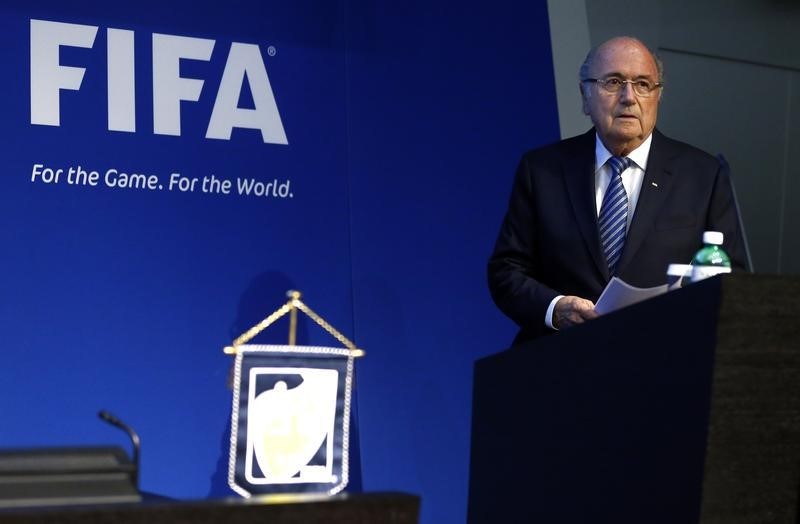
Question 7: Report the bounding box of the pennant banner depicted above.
[228,344,356,496]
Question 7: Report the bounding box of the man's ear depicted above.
[579,83,590,115]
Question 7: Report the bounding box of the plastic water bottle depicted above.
[690,231,731,282]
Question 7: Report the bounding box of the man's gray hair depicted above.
[578,37,664,83]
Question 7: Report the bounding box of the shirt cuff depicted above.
[545,295,564,330]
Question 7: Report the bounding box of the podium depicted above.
[468,274,800,523]
[0,447,139,509]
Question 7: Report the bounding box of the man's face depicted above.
[581,38,662,155]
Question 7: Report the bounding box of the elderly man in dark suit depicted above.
[488,36,747,345]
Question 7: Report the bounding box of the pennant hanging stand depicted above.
[223,289,364,356]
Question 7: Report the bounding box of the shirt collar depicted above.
[594,132,654,173]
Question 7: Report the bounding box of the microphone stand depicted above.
[98,410,141,489]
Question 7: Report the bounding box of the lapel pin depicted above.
[651,182,658,188]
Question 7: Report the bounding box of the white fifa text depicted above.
[30,19,288,144]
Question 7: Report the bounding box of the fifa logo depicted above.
[245,368,338,484]
[29,19,288,144]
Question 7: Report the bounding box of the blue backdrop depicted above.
[0,2,559,523]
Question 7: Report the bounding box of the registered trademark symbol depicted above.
[267,46,277,57]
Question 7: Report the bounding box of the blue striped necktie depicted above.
[598,156,632,275]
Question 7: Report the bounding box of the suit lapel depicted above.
[617,129,675,273]
[563,130,609,280]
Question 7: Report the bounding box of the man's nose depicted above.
[619,82,636,103]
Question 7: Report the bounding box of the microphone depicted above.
[716,154,754,272]
[98,410,141,488]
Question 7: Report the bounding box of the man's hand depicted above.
[553,295,598,329]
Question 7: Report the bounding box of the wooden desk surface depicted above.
[0,492,420,524]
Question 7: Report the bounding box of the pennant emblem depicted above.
[228,345,355,496]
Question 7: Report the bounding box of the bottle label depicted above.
[691,265,732,283]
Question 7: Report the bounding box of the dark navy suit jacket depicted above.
[488,128,747,344]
